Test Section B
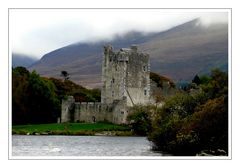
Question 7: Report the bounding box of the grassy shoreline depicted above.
[12,123,134,136]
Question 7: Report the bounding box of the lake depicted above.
[12,135,162,157]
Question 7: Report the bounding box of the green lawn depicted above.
[12,122,131,135]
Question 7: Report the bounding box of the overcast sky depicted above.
[9,9,228,59]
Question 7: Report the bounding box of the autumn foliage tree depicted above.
[12,67,101,125]
[147,69,228,155]
[12,67,60,124]
[61,70,70,81]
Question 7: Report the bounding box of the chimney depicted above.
[130,45,138,52]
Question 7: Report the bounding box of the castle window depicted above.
[143,66,147,72]
[121,111,124,114]
[111,78,115,85]
[112,91,114,97]
[92,116,96,123]
[144,89,147,96]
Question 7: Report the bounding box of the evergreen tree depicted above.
[192,74,201,85]
[61,71,70,81]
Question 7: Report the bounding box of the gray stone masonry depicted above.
[101,45,150,106]
[61,45,151,124]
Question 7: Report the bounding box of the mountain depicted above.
[141,19,228,81]
[28,32,156,88]
[29,19,228,88]
[12,53,38,68]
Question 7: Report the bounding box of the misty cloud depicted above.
[9,9,229,59]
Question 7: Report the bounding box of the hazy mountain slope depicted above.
[29,32,156,87]
[12,53,38,68]
[29,19,228,88]
[140,20,228,80]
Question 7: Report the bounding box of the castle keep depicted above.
[102,45,150,106]
[61,45,150,124]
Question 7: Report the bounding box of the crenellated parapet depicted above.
[61,45,151,124]
[61,96,128,124]
[101,44,150,106]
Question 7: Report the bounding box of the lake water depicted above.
[12,135,162,157]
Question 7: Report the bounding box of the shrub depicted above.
[186,96,228,153]
[148,86,227,155]
[127,105,153,136]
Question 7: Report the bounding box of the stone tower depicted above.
[101,45,150,106]
[61,45,151,124]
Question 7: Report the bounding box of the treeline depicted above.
[127,69,228,156]
[12,67,100,125]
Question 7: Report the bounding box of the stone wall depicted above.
[125,46,150,106]
[112,96,128,124]
[101,45,128,104]
[74,102,111,123]
[61,45,151,124]
[101,45,150,106]
[61,96,128,124]
[61,96,75,123]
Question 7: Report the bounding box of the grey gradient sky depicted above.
[9,9,228,59]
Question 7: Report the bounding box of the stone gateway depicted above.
[61,45,151,124]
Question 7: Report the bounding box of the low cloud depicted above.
[10,9,229,59]
[198,12,228,26]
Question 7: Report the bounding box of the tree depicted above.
[201,68,228,99]
[187,96,228,153]
[12,67,101,125]
[199,75,211,85]
[12,68,60,125]
[61,71,70,81]
[12,67,30,124]
[127,105,153,136]
[192,75,201,85]
[147,69,228,155]
[27,71,60,124]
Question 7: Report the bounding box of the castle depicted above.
[61,45,151,124]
